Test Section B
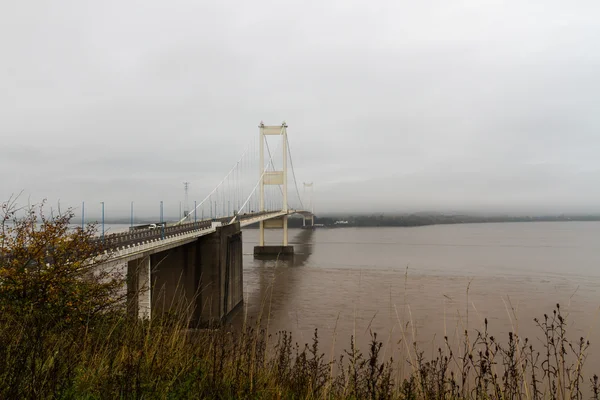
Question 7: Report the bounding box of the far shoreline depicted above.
[82,214,600,229]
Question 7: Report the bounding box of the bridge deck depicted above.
[96,210,312,262]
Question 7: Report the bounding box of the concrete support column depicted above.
[138,257,151,319]
[151,242,198,324]
[283,215,288,246]
[127,256,151,319]
[198,229,220,321]
[259,220,265,246]
[196,222,244,323]
[124,223,244,326]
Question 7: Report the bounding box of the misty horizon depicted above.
[63,208,600,224]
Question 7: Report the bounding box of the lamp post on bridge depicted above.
[160,201,164,240]
[100,202,105,241]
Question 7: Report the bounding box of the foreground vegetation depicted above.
[1,198,598,399]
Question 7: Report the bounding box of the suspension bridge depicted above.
[99,121,314,257]
[99,122,315,324]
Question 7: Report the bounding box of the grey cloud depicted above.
[2,0,600,217]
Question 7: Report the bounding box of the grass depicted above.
[0,299,598,399]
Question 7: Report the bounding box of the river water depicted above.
[233,222,600,375]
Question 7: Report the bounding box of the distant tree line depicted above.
[309,213,600,228]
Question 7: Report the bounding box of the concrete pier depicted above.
[196,222,243,322]
[253,245,294,257]
[126,256,151,319]
[126,222,244,325]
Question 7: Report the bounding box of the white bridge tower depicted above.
[255,121,294,256]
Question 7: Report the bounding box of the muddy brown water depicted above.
[231,222,600,377]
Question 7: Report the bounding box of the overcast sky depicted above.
[2,0,600,219]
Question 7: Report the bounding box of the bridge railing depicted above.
[99,224,219,260]
[94,220,213,252]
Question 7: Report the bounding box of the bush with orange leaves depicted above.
[0,195,125,329]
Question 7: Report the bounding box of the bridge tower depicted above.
[254,121,294,256]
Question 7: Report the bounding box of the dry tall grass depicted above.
[1,302,598,399]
